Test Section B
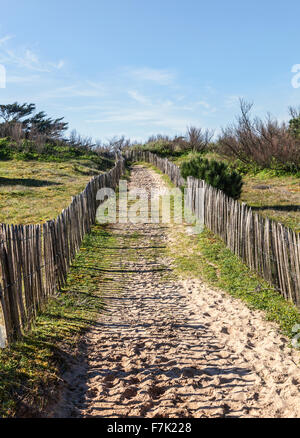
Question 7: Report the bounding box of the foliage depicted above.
[180,155,243,199]
[289,106,300,139]
[0,137,114,169]
[0,102,68,142]
[140,126,214,158]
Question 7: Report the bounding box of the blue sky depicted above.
[0,0,300,142]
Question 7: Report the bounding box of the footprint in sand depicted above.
[148,384,166,400]
[121,386,138,400]
[86,387,98,398]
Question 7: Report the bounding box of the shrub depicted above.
[142,127,214,157]
[186,126,214,152]
[181,156,243,199]
[289,106,300,139]
[218,99,300,172]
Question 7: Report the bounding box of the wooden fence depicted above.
[125,150,300,307]
[0,158,125,345]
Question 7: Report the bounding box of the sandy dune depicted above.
[49,166,300,418]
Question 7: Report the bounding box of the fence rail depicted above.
[125,150,300,307]
[0,158,125,345]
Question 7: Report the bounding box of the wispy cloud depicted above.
[126,67,175,85]
[49,59,65,70]
[37,82,108,99]
[85,96,205,133]
[0,35,65,72]
[0,35,14,46]
[224,95,241,108]
[128,90,151,105]
[6,74,41,84]
[4,48,65,72]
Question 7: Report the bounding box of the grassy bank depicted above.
[0,158,113,224]
[168,227,300,338]
[141,162,300,340]
[0,136,114,224]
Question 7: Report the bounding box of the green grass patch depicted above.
[169,227,300,339]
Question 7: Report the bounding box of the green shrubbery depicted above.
[181,156,243,199]
[140,127,214,158]
[0,137,114,169]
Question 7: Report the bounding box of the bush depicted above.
[218,100,300,173]
[0,137,114,169]
[142,138,185,157]
[141,127,214,158]
[181,156,243,199]
[186,126,214,152]
[289,106,300,139]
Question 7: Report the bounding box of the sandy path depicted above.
[50,165,300,418]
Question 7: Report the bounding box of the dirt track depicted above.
[49,165,300,418]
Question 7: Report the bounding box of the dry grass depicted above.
[0,159,104,224]
[241,174,300,232]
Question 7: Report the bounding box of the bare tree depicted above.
[107,136,131,153]
[186,126,214,152]
[218,99,300,169]
[68,129,94,150]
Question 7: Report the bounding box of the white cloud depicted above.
[0,35,14,46]
[128,90,151,105]
[196,100,211,109]
[85,104,201,133]
[37,82,108,99]
[224,95,241,108]
[6,74,40,84]
[0,36,65,73]
[127,67,175,85]
[49,59,65,70]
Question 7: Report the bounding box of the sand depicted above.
[48,165,300,418]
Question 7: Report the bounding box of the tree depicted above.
[29,111,68,139]
[218,99,300,170]
[0,102,35,123]
[181,156,243,199]
[186,126,214,152]
[0,102,68,142]
[288,106,300,138]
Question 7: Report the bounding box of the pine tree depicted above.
[181,156,243,199]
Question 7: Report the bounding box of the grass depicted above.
[171,151,300,232]
[0,224,122,418]
[143,162,300,340]
[169,227,300,339]
[0,159,112,224]
[241,172,300,232]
